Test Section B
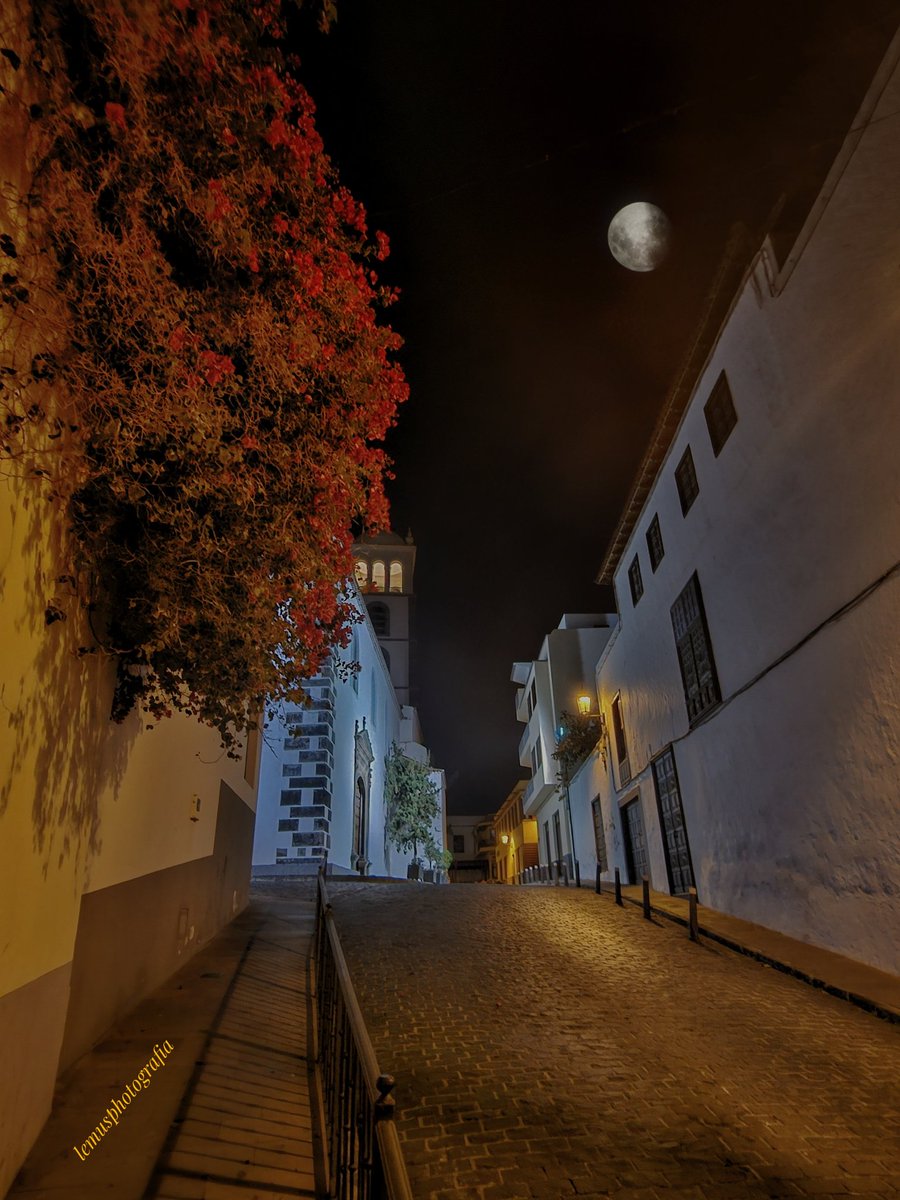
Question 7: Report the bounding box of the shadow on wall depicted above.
[0,468,137,883]
[0,12,133,887]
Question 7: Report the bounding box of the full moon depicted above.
[607,202,671,272]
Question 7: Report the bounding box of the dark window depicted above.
[591,797,608,872]
[675,446,699,515]
[278,818,299,832]
[652,748,695,895]
[275,848,287,858]
[704,371,738,456]
[452,834,465,854]
[527,680,537,716]
[628,555,644,605]
[646,514,665,571]
[368,601,390,637]
[670,573,721,723]
[531,738,543,776]
[382,647,391,670]
[610,694,630,784]
[552,810,563,863]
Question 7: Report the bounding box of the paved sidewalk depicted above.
[600,881,900,1021]
[329,881,900,1200]
[9,880,321,1200]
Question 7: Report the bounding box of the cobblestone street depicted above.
[329,883,900,1200]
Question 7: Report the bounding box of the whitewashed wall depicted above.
[252,590,444,879]
[585,41,900,973]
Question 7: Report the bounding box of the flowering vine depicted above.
[0,0,407,752]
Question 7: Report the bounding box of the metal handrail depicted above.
[312,873,414,1200]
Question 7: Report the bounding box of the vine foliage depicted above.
[0,0,408,751]
[553,711,602,782]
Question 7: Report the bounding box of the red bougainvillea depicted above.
[3,0,407,750]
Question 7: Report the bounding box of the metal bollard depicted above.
[562,861,570,887]
[642,874,651,920]
[689,886,699,942]
[614,867,623,906]
[575,860,581,889]
[595,865,603,895]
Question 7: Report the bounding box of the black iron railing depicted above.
[312,874,413,1200]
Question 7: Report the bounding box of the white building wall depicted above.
[253,589,443,879]
[513,617,616,874]
[586,40,900,973]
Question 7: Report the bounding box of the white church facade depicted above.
[252,533,446,877]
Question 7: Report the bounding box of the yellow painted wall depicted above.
[0,11,258,1187]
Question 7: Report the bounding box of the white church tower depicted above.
[353,530,417,707]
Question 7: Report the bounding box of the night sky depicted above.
[293,1,899,813]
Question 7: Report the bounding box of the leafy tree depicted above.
[2,0,407,751]
[553,711,603,782]
[424,841,453,872]
[384,743,439,863]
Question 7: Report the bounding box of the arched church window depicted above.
[371,561,386,592]
[354,559,368,589]
[369,602,390,637]
[389,561,403,593]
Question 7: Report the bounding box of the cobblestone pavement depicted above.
[328,883,900,1200]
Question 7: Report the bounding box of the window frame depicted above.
[646,514,665,572]
[368,601,390,638]
[674,445,700,515]
[704,371,738,457]
[670,572,721,724]
[628,554,644,606]
[610,693,630,785]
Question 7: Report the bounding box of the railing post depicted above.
[375,1073,396,1121]
[312,874,413,1200]
[614,867,623,906]
[562,861,570,887]
[574,860,581,888]
[595,865,602,895]
[689,886,699,942]
[642,874,651,919]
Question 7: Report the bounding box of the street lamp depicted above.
[577,693,592,717]
[501,833,509,845]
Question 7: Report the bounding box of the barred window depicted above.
[628,555,644,605]
[675,446,699,515]
[646,514,665,572]
[670,573,721,723]
[704,372,737,456]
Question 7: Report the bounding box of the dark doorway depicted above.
[622,798,648,885]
